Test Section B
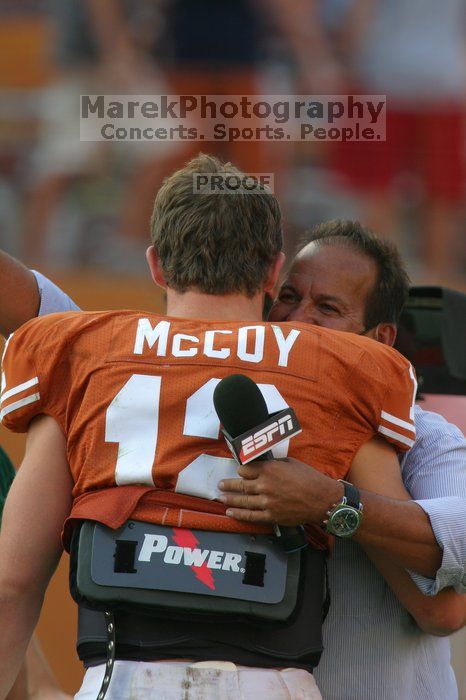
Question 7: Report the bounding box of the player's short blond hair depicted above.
[150,153,282,297]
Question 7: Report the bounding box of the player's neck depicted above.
[165,289,264,321]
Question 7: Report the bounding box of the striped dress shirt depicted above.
[315,406,466,699]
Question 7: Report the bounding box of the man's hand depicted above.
[219,439,443,579]
[218,457,342,526]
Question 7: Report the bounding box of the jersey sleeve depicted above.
[1,314,71,432]
[348,340,417,454]
[377,356,417,452]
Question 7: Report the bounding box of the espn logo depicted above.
[241,413,295,457]
[223,408,301,465]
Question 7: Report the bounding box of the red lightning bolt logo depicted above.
[171,528,215,590]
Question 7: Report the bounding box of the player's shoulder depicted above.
[287,321,410,370]
[4,311,79,353]
[4,310,157,365]
[10,309,153,341]
[332,327,412,373]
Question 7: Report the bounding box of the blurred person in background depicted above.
[20,0,338,268]
[21,0,181,270]
[112,0,276,247]
[21,0,269,268]
[325,0,466,282]
[81,0,303,252]
[271,0,466,282]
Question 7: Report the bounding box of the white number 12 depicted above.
[105,374,289,500]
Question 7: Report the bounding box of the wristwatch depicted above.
[325,480,363,538]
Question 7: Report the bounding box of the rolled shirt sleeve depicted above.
[401,405,466,594]
[32,270,80,315]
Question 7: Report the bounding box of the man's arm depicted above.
[0,251,79,338]
[349,437,466,636]
[84,0,138,65]
[402,408,466,595]
[5,667,27,700]
[347,436,442,576]
[218,438,466,634]
[25,636,71,700]
[0,251,39,337]
[364,546,466,636]
[267,0,344,92]
[218,439,442,577]
[0,416,73,697]
[84,0,157,87]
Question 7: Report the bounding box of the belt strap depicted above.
[95,611,115,700]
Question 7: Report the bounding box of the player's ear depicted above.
[375,323,397,347]
[263,252,286,293]
[146,246,167,289]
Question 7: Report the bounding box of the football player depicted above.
[0,155,417,699]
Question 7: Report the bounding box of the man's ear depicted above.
[264,252,286,293]
[375,323,397,347]
[146,246,167,289]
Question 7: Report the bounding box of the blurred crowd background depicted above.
[0,0,465,288]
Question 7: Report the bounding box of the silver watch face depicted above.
[327,506,361,537]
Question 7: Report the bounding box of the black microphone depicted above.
[213,374,307,553]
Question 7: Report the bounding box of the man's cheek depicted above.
[268,302,287,321]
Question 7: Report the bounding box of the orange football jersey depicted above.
[1,311,416,548]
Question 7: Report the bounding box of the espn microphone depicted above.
[213,373,307,554]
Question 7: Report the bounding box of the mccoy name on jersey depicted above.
[1,311,416,548]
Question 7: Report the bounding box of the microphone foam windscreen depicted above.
[213,374,269,438]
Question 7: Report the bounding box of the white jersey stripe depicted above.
[408,364,418,421]
[0,393,40,420]
[1,376,39,404]
[1,333,12,364]
[378,424,415,448]
[380,410,416,435]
